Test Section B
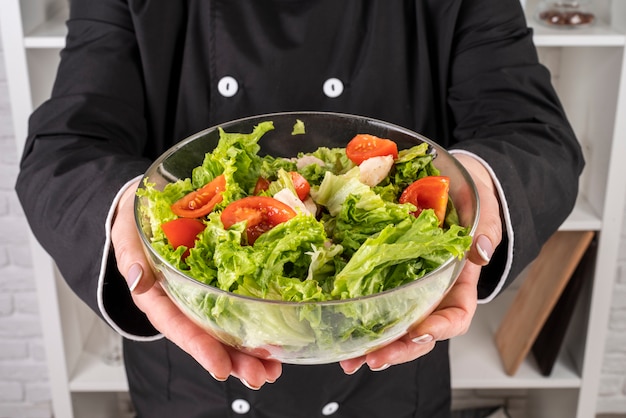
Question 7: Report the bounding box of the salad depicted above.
[137,121,472,304]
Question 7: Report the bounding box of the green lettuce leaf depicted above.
[331,211,471,299]
[298,147,354,185]
[191,121,275,205]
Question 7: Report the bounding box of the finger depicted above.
[261,358,283,383]
[467,193,500,266]
[339,356,366,375]
[111,180,155,294]
[132,285,234,380]
[229,349,283,390]
[408,262,480,341]
[363,337,437,371]
[466,180,500,267]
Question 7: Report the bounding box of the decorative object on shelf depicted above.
[494,230,595,376]
[535,1,596,28]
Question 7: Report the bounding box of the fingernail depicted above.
[240,378,261,391]
[127,263,143,292]
[345,362,364,375]
[476,235,494,263]
[412,334,434,344]
[209,371,227,382]
[370,363,390,372]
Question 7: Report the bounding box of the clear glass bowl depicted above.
[134,112,479,364]
[535,1,596,28]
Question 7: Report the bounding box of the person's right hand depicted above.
[111,180,283,390]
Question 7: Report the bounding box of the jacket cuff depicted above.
[98,175,163,341]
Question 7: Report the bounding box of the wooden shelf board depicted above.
[494,231,594,376]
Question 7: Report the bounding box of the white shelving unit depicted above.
[451,2,626,418]
[1,0,625,417]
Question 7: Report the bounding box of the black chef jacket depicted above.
[16,0,584,417]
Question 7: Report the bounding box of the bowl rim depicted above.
[135,111,480,307]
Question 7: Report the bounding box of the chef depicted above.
[16,0,583,417]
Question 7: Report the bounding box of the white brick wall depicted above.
[0,34,53,418]
[0,22,625,418]
[597,208,626,413]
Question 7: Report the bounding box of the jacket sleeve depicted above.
[442,0,585,300]
[15,0,159,336]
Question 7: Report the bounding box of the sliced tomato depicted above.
[399,176,450,225]
[171,174,226,218]
[253,177,271,195]
[255,173,309,200]
[346,134,399,165]
[161,218,206,258]
[290,172,310,201]
[221,196,297,245]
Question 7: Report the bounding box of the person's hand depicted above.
[111,180,282,390]
[339,154,503,374]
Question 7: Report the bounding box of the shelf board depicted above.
[529,18,626,47]
[68,322,128,392]
[72,393,133,418]
[450,290,582,389]
[68,349,128,392]
[21,8,626,49]
[560,196,602,231]
[23,6,67,48]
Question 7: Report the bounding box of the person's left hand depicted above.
[339,153,503,374]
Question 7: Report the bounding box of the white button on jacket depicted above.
[323,78,344,98]
[218,76,344,99]
[231,398,251,414]
[218,76,239,97]
[322,401,340,415]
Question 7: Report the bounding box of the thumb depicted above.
[467,190,501,267]
[111,180,156,294]
[453,154,503,267]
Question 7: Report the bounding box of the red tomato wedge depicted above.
[171,174,226,218]
[399,176,450,225]
[346,134,399,165]
[254,173,309,200]
[221,196,297,245]
[253,177,271,195]
[290,172,311,201]
[161,218,206,258]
